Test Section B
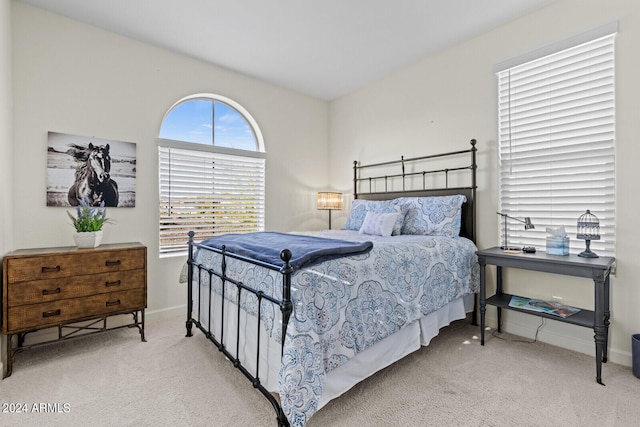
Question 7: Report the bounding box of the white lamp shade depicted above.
[317,192,343,210]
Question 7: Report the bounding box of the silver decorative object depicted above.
[577,210,600,258]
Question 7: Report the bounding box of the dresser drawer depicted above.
[6,288,146,333]
[5,247,145,283]
[6,269,145,307]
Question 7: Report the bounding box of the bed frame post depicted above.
[469,139,478,326]
[353,160,358,199]
[470,139,477,244]
[186,231,195,337]
[277,249,294,426]
[279,249,293,350]
[401,155,405,191]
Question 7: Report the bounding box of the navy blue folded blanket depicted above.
[199,232,373,270]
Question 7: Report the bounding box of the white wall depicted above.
[9,2,329,324]
[330,0,640,367]
[1,0,14,377]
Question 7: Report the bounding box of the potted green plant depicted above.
[68,197,111,248]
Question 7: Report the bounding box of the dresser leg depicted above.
[4,334,14,379]
[140,309,146,342]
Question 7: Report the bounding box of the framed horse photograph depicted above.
[46,132,136,207]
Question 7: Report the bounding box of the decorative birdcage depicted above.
[577,210,600,258]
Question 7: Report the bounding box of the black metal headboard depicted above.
[353,139,477,242]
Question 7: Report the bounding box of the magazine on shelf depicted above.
[508,296,581,318]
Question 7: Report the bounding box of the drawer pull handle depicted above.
[42,309,61,318]
[106,300,121,307]
[105,260,121,267]
[105,280,121,287]
[42,288,61,296]
[41,266,61,273]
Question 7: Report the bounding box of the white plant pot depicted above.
[73,230,103,249]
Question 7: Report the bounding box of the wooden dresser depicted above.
[1,242,147,378]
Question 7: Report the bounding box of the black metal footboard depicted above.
[185,231,293,427]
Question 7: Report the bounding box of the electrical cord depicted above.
[490,317,545,343]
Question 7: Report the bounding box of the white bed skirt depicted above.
[319,293,474,408]
[192,283,474,411]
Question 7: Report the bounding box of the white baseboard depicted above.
[484,311,632,368]
[146,305,185,322]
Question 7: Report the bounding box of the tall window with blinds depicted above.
[497,31,616,256]
[158,95,265,255]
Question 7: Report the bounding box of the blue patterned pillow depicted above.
[343,199,404,235]
[397,195,466,237]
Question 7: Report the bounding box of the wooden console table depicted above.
[2,242,147,378]
[477,247,615,385]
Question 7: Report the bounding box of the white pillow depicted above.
[343,199,405,235]
[359,211,400,237]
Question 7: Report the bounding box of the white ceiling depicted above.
[19,0,553,100]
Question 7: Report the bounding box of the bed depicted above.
[184,139,479,427]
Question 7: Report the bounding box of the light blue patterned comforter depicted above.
[191,230,478,426]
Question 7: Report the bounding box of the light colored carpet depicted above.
[1,316,639,427]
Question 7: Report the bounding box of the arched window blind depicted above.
[158,95,265,255]
[497,29,616,256]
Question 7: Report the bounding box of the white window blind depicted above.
[159,146,265,254]
[497,33,616,256]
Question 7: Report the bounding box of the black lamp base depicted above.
[578,249,599,258]
[578,239,599,258]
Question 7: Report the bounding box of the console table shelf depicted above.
[486,293,595,328]
[477,246,615,385]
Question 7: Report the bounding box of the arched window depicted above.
[158,94,265,255]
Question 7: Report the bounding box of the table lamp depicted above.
[317,192,343,230]
[497,212,535,250]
